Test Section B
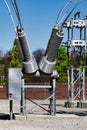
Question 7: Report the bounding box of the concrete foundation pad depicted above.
[15,114,80,120]
[65,101,75,108]
[15,114,27,120]
[77,101,87,108]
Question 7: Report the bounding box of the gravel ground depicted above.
[0,100,87,130]
[0,117,87,130]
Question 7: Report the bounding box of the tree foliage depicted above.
[55,47,87,82]
[8,43,87,82]
[9,40,21,68]
[33,48,45,64]
[55,47,69,82]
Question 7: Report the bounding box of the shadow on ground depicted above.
[56,111,87,117]
[0,113,15,120]
[30,103,87,117]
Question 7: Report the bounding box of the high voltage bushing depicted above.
[3,0,38,75]
[15,36,24,59]
[4,0,80,75]
[46,31,64,62]
[39,25,64,74]
[17,26,31,61]
[45,24,58,56]
[16,25,38,74]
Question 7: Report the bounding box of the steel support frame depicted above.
[68,66,85,102]
[20,78,56,116]
[49,78,56,115]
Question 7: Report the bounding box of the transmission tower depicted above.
[64,12,87,108]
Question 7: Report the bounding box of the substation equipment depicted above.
[64,12,87,108]
[3,0,85,118]
[5,0,62,116]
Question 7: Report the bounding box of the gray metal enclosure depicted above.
[8,68,21,100]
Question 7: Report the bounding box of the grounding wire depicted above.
[3,0,17,33]
[11,0,22,27]
[56,0,73,24]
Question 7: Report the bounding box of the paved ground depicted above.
[0,100,87,130]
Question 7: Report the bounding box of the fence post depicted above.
[52,78,56,115]
[49,80,53,115]
[9,93,13,120]
[20,79,26,115]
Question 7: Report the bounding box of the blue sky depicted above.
[0,0,87,53]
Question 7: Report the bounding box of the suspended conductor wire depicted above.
[3,0,17,33]
[11,0,18,19]
[57,0,78,26]
[58,0,79,25]
[56,0,73,24]
[61,0,83,27]
[11,0,22,27]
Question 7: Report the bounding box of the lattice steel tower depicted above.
[64,12,87,108]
